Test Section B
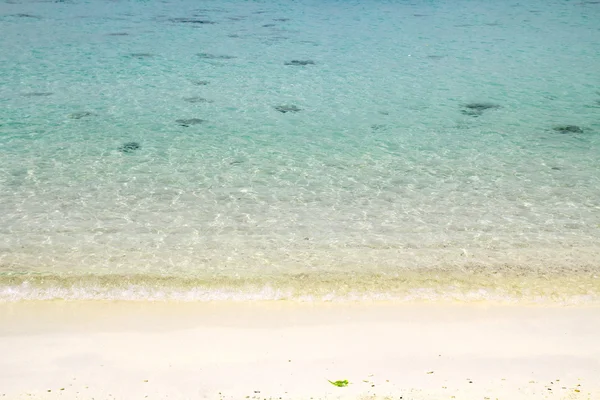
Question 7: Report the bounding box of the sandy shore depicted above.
[0,302,598,399]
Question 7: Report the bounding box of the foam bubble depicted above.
[1,271,599,305]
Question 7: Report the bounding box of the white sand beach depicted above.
[1,302,598,399]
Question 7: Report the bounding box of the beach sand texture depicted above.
[1,302,599,399]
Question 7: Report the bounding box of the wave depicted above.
[1,267,599,304]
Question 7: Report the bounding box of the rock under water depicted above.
[118,142,141,153]
[68,111,95,119]
[183,97,213,103]
[552,125,584,134]
[14,13,41,19]
[129,53,154,58]
[460,102,501,116]
[284,60,315,66]
[22,92,53,97]
[274,105,301,113]
[197,53,236,60]
[176,118,206,127]
[170,18,216,24]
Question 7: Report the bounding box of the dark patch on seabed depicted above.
[184,97,213,104]
[22,92,53,97]
[176,118,205,127]
[129,53,154,58]
[460,102,501,117]
[274,105,301,113]
[12,13,41,18]
[194,8,228,13]
[68,111,95,120]
[552,125,584,134]
[285,60,315,66]
[118,142,141,153]
[197,53,236,60]
[170,18,216,24]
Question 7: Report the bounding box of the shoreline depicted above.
[1,301,599,399]
[2,267,600,304]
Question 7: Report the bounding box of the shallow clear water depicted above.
[1,0,599,301]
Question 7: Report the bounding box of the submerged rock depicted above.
[552,125,584,134]
[460,102,501,116]
[197,53,236,60]
[183,97,213,103]
[274,105,301,113]
[463,102,501,111]
[22,92,53,97]
[284,60,315,66]
[129,53,154,58]
[170,18,216,24]
[68,111,94,119]
[194,7,228,13]
[14,13,41,19]
[176,118,206,127]
[118,142,141,153]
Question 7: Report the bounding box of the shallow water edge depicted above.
[1,265,599,304]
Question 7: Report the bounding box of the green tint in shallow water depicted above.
[2,267,600,304]
[0,0,599,301]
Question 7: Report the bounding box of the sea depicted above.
[1,0,599,303]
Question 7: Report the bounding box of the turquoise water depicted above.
[1,0,600,301]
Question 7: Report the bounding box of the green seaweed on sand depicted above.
[328,379,349,387]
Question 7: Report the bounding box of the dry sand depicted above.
[0,301,598,399]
